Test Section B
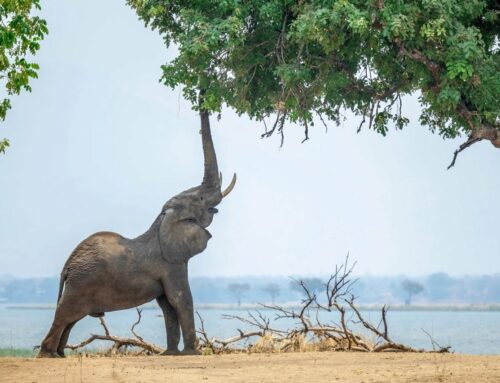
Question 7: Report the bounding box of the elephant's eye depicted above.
[185,217,197,224]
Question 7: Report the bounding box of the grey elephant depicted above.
[38,109,236,357]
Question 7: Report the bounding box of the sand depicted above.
[2,352,500,383]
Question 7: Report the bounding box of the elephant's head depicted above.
[158,109,236,263]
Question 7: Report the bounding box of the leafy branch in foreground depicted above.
[0,0,48,154]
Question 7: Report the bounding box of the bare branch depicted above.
[98,317,110,337]
[316,110,329,133]
[447,135,481,170]
[131,308,145,342]
[422,329,451,353]
[67,309,163,355]
[301,120,309,144]
[66,332,163,355]
[261,111,281,139]
[381,305,389,339]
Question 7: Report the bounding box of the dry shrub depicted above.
[314,337,339,352]
[202,347,214,356]
[250,334,278,353]
[279,334,308,353]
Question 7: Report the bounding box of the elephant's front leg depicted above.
[162,264,199,355]
[156,295,181,354]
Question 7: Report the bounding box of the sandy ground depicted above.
[2,352,500,383]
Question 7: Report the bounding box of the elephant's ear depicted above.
[158,208,211,264]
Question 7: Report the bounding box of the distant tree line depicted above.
[1,273,500,305]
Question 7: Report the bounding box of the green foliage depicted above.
[0,0,47,154]
[128,0,499,145]
[0,137,9,153]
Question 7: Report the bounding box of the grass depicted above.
[0,348,37,357]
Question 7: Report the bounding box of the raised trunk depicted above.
[199,99,220,190]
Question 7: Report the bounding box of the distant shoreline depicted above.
[4,303,500,312]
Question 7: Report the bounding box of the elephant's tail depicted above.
[57,270,68,304]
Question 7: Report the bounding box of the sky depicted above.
[0,0,499,278]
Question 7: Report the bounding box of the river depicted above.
[1,304,499,355]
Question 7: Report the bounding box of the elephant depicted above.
[37,108,236,357]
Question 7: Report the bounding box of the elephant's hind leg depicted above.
[38,298,87,358]
[39,321,69,358]
[56,320,79,357]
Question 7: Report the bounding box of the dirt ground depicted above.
[2,352,500,383]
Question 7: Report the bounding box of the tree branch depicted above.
[66,308,163,355]
[447,135,482,169]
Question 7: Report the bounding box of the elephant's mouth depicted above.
[203,228,212,239]
[184,217,212,239]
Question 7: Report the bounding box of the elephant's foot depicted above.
[180,348,201,356]
[37,349,62,358]
[57,351,67,358]
[161,348,180,356]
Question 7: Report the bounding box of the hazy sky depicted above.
[0,1,499,278]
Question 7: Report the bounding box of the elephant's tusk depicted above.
[221,173,237,198]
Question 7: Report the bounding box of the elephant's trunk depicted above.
[199,90,236,200]
[200,105,220,190]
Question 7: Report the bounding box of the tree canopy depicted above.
[128,0,499,166]
[0,0,47,154]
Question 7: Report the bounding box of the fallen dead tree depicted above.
[61,256,450,355]
[65,308,163,355]
[196,256,450,354]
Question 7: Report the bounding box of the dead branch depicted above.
[196,311,214,350]
[67,256,451,356]
[66,308,163,355]
[130,307,145,342]
[422,329,452,353]
[380,304,389,339]
[66,332,163,355]
[324,254,358,306]
[211,255,450,354]
[196,311,266,353]
[98,317,110,337]
[215,330,265,349]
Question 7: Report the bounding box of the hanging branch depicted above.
[447,135,481,169]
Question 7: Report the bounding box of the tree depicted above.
[0,0,48,154]
[262,283,280,304]
[128,0,499,167]
[426,272,455,302]
[401,279,424,305]
[227,282,250,306]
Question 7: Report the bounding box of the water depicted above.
[0,304,499,355]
